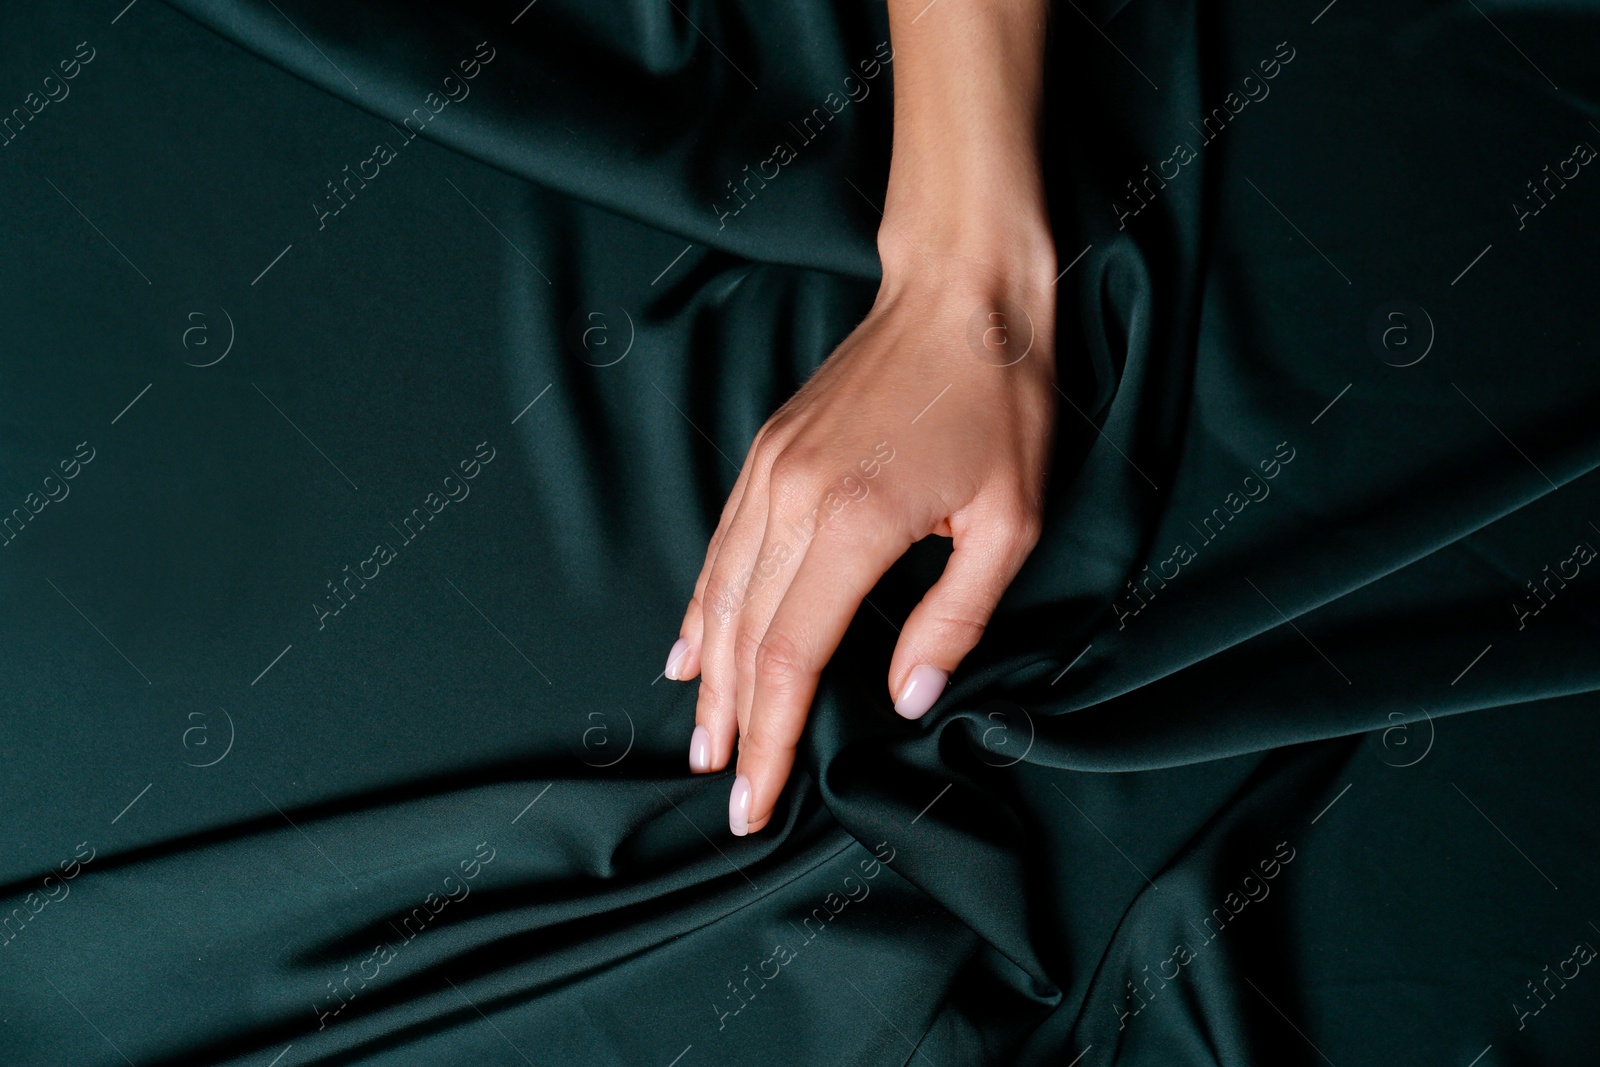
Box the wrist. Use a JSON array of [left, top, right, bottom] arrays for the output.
[[876, 205, 1058, 302], [870, 230, 1060, 381], [876, 145, 1055, 286]]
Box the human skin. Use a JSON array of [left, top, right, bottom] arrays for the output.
[[667, 0, 1059, 835]]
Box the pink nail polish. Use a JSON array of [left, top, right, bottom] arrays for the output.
[[895, 664, 947, 720], [665, 637, 689, 681], [689, 725, 712, 772], [728, 775, 752, 836]]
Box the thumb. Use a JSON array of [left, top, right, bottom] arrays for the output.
[[888, 502, 1041, 719]]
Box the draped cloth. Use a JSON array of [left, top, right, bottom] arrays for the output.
[[3, 1, 1599, 1063]]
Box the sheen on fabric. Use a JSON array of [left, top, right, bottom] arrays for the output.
[[1, 1, 1598, 1064]]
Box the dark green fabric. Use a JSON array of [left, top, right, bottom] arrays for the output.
[[3, 1, 1598, 1063]]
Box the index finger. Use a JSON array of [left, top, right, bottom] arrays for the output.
[[731, 523, 909, 835], [669, 429, 763, 683]]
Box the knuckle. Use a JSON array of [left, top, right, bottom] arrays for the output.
[[733, 627, 765, 670], [741, 720, 792, 767], [751, 426, 789, 474], [702, 578, 744, 630], [1011, 510, 1044, 552], [992, 491, 1044, 555], [928, 609, 990, 650], [752, 629, 809, 693], [695, 673, 730, 715], [745, 713, 800, 764], [766, 448, 823, 506]]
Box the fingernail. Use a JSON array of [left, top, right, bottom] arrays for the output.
[[728, 775, 752, 836], [689, 725, 712, 772], [664, 638, 689, 681], [895, 664, 947, 720]]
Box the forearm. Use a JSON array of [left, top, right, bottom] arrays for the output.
[[880, 0, 1056, 288]]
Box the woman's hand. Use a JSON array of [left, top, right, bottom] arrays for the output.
[[667, 0, 1057, 834]]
